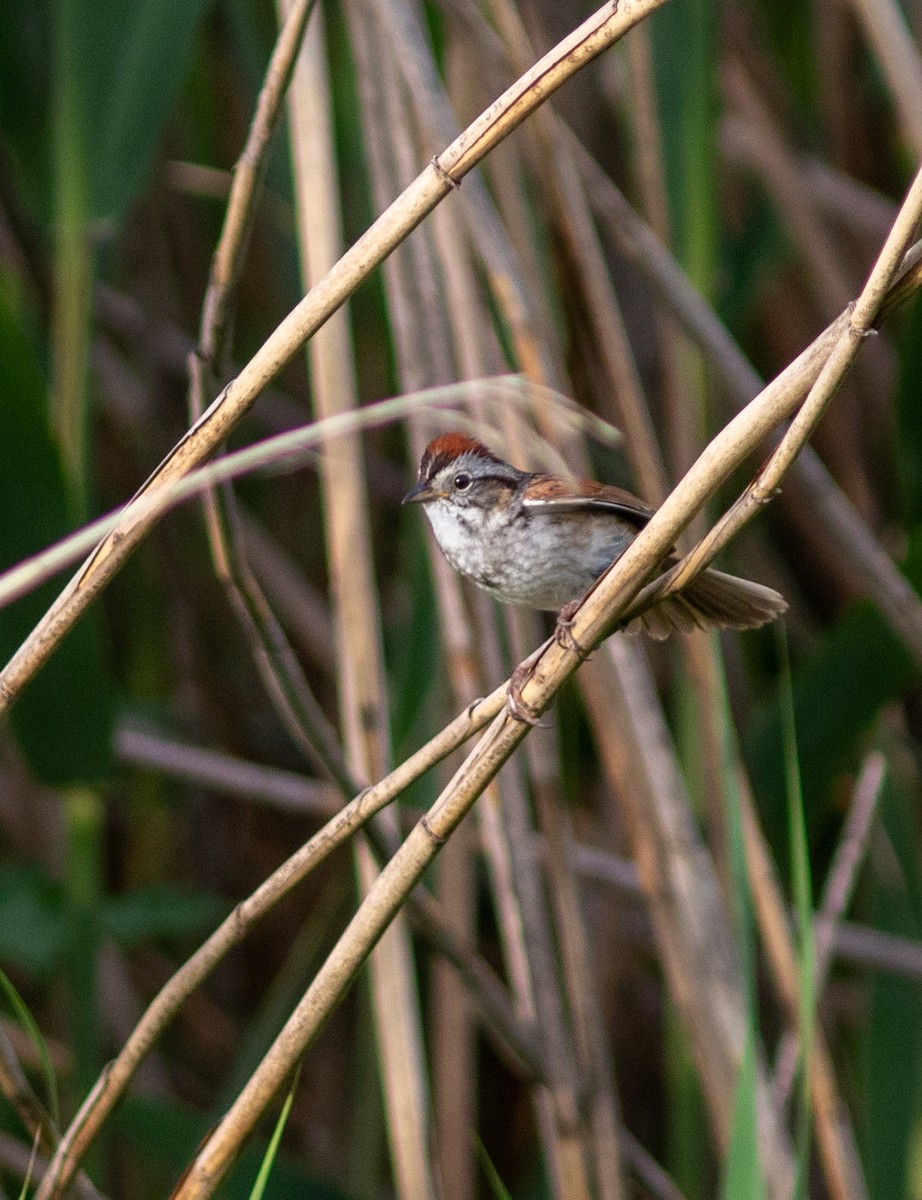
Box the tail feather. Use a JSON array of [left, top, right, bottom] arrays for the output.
[[630, 567, 787, 641]]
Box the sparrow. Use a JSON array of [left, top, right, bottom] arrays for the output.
[[403, 432, 787, 641]]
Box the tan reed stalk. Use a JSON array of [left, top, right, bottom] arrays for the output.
[[573, 138, 922, 669], [579, 640, 796, 1197], [722, 53, 895, 440], [773, 754, 887, 1104], [737, 780, 868, 1200], [31, 681, 511, 1200], [344, 20, 480, 1196], [283, 6, 437, 1196], [0, 0, 671, 714], [467, 8, 796, 1188], [844, 0, 922, 158]]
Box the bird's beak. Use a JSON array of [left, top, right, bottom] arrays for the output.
[[402, 480, 438, 504]]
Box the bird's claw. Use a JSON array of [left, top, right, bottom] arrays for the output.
[[506, 661, 543, 726], [554, 601, 591, 661]]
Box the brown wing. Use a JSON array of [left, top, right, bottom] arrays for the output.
[[522, 475, 654, 530]]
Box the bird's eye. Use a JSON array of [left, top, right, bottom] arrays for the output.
[[453, 472, 472, 491]]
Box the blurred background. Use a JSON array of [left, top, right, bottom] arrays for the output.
[[0, 0, 921, 1196]]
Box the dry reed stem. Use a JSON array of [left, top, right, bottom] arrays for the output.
[[0, 0, 670, 713], [635, 161, 922, 612], [350, 12, 597, 1192], [284, 8, 436, 1196], [624, 23, 696, 489], [344, 23, 482, 1196], [115, 724, 341, 818], [456, 21, 784, 1174], [833, 922, 922, 980], [486, 0, 667, 503], [159, 223, 886, 1197], [108, 724, 922, 992], [0, 380, 556, 612], [721, 58, 890, 516], [772, 753, 887, 1106], [0, 1132, 104, 1200], [814, 754, 888, 977], [573, 138, 922, 665], [525, 734, 627, 1200], [610, 164, 912, 1189], [738, 782, 868, 1200], [581, 643, 796, 1194], [186, 0, 340, 790], [236, 512, 336, 675], [844, 0, 922, 159], [169, 705, 537, 1200], [372, 0, 560, 390], [32, 683, 509, 1200], [0, 1031, 98, 1200], [196, 0, 318, 367], [433, 3, 626, 1186]]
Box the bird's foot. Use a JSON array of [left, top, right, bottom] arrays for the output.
[[554, 601, 591, 660]]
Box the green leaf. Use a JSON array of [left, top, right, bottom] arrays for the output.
[[0, 865, 68, 978], [115, 1093, 349, 1199], [778, 632, 815, 1200], [745, 602, 913, 850], [0, 273, 114, 785], [102, 883, 227, 946], [863, 775, 922, 1200], [475, 1134, 514, 1200], [249, 1067, 300, 1200], [75, 0, 212, 224], [721, 1029, 767, 1200], [0, 0, 209, 230], [0, 967, 61, 1131]]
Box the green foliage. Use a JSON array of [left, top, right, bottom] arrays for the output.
[[101, 883, 228, 946], [0, 862, 225, 972], [0, 275, 114, 785], [721, 1030, 766, 1200], [745, 603, 913, 854], [0, 0, 921, 1194], [0, 966, 61, 1128], [0, 865, 69, 978], [862, 775, 922, 1200], [114, 1094, 350, 1200], [779, 634, 815, 1199], [475, 1134, 515, 1200], [0, 0, 210, 229]]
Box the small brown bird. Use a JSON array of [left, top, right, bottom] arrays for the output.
[[403, 433, 786, 640]]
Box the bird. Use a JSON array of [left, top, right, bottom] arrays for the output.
[[403, 432, 787, 641]]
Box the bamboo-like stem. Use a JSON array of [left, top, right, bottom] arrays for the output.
[[0, 379, 590, 613], [32, 683, 509, 1200], [196, 0, 318, 369], [772, 754, 886, 1105], [580, 642, 796, 1194], [0, 0, 670, 713], [486, 0, 668, 503], [161, 177, 919, 1199], [182, 0, 347, 782], [345, 19, 480, 1196], [573, 135, 922, 666], [631, 160, 922, 616], [844, 0, 922, 159], [284, 6, 436, 1195], [169, 705, 534, 1200], [738, 783, 868, 1200], [0, 1029, 100, 1200]]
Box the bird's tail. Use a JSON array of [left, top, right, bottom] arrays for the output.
[[630, 567, 787, 641]]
